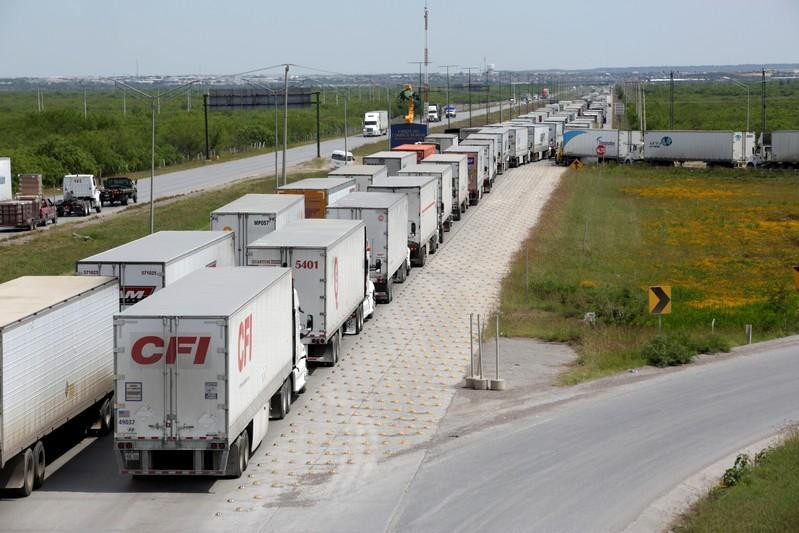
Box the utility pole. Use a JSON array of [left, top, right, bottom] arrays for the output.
[[282, 64, 289, 185], [123, 89, 126, 117], [761, 68, 766, 139], [203, 94, 210, 160], [441, 64, 457, 127], [669, 71, 674, 128], [464, 66, 477, 127], [83, 88, 87, 119], [423, 1, 430, 124]]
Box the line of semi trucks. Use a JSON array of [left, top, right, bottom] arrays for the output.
[[533, 90, 799, 168], [0, 110, 556, 496]]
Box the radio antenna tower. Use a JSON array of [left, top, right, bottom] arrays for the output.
[[423, 1, 430, 124]]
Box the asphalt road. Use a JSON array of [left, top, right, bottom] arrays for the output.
[[383, 339, 799, 532]]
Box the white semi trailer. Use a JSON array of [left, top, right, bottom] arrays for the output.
[[369, 176, 439, 267], [327, 192, 409, 303], [210, 194, 305, 266], [423, 153, 469, 219], [0, 276, 118, 496], [396, 163, 453, 236], [247, 219, 368, 365], [328, 164, 389, 192], [76, 231, 236, 309], [445, 145, 486, 205], [113, 267, 307, 477], [363, 151, 416, 176]]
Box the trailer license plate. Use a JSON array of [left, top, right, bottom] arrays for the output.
[[124, 451, 140, 461]]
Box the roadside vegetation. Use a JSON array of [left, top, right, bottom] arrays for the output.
[[499, 164, 799, 383], [0, 170, 325, 283], [673, 433, 799, 532], [0, 84, 521, 189], [622, 79, 799, 132]]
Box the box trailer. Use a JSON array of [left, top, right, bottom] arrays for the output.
[[327, 192, 409, 303], [397, 163, 453, 236], [769, 130, 799, 165], [247, 219, 368, 365], [541, 121, 565, 146], [277, 177, 357, 218], [76, 231, 236, 309], [368, 176, 439, 267], [363, 151, 416, 176], [363, 110, 389, 136], [643, 130, 753, 165], [478, 128, 511, 172], [0, 158, 10, 202], [444, 146, 485, 206], [113, 267, 307, 477], [328, 164, 389, 192], [461, 138, 497, 191], [424, 133, 459, 152], [393, 144, 437, 163], [619, 130, 644, 161], [506, 126, 529, 167], [210, 194, 305, 266], [0, 276, 118, 496], [423, 153, 469, 218], [562, 129, 620, 161]]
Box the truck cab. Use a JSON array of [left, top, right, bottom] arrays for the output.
[[100, 177, 138, 206], [60, 174, 102, 216], [445, 105, 456, 118], [427, 105, 440, 122]]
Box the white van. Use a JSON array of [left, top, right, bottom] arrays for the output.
[[331, 150, 355, 168]]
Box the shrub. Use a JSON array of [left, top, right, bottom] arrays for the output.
[[721, 454, 750, 487], [689, 334, 731, 355], [640, 334, 694, 367]]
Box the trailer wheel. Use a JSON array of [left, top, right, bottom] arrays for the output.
[[331, 330, 341, 365], [270, 380, 290, 420], [241, 431, 250, 472], [417, 245, 427, 267], [13, 449, 35, 497], [122, 196, 129, 206], [429, 235, 438, 255], [32, 441, 46, 489], [383, 279, 393, 304], [99, 398, 113, 435], [95, 203, 102, 214]]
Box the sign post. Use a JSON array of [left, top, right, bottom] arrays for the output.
[[648, 285, 672, 332], [596, 144, 606, 163]]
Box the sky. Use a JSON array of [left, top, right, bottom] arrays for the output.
[[1, 0, 798, 78]]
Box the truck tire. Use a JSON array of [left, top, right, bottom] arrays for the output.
[[13, 449, 35, 497], [355, 305, 364, 334], [225, 432, 248, 478], [122, 196, 129, 206], [383, 279, 393, 303], [95, 203, 102, 214], [331, 330, 341, 366], [270, 380, 290, 420], [99, 398, 113, 435], [417, 245, 427, 267], [133, 195, 138, 203], [429, 235, 438, 254], [32, 441, 46, 489]]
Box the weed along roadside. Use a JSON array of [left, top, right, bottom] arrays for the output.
[[499, 163, 799, 384], [0, 170, 326, 283]]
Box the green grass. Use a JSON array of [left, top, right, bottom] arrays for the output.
[[499, 164, 799, 383], [674, 434, 799, 532], [0, 170, 325, 283]]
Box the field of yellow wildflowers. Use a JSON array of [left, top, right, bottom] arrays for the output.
[[500, 164, 799, 383]]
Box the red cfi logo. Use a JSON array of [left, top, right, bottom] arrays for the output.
[[237, 314, 253, 372], [131, 336, 211, 365]]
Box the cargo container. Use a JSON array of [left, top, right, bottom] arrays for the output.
[[506, 126, 529, 167], [424, 133, 459, 152], [444, 145, 485, 206], [76, 231, 236, 309], [767, 130, 799, 166], [478, 127, 512, 172], [393, 144, 437, 163], [0, 158, 11, 202], [277, 177, 357, 218], [619, 130, 644, 161], [328, 164, 389, 192], [643, 131, 755, 165], [113, 267, 307, 477], [210, 194, 304, 266], [0, 276, 118, 496], [562, 129, 621, 162], [397, 163, 453, 237], [247, 219, 368, 365], [363, 151, 416, 176], [369, 176, 439, 267], [461, 138, 498, 191], [423, 153, 469, 218], [541, 121, 564, 146], [327, 192, 409, 303]]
